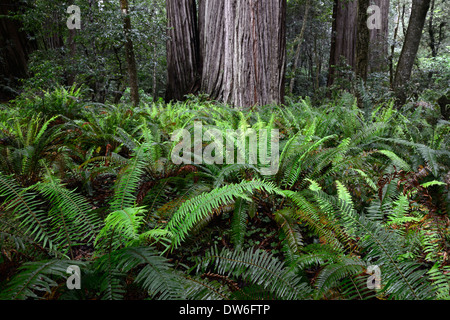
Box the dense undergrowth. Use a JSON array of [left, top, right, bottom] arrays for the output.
[[0, 86, 449, 300]]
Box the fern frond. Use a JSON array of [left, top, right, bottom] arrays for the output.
[[34, 174, 102, 246], [283, 190, 345, 252], [274, 207, 303, 256], [0, 173, 55, 251], [375, 150, 412, 172], [95, 207, 147, 252], [309, 186, 436, 300], [0, 260, 84, 300], [94, 254, 126, 300], [196, 247, 313, 300], [181, 275, 232, 300], [286, 135, 338, 188], [114, 246, 183, 299], [293, 244, 341, 270], [428, 263, 450, 300], [230, 198, 248, 250], [110, 143, 150, 212], [166, 180, 283, 249], [315, 256, 366, 298]]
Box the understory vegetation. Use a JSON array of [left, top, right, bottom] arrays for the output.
[[0, 88, 449, 300], [1, 0, 450, 302]]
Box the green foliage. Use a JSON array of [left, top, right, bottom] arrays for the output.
[[0, 115, 66, 186], [0, 173, 55, 251], [34, 172, 103, 255], [195, 247, 313, 300], [1, 93, 449, 301], [12, 85, 85, 119], [307, 181, 437, 300], [166, 179, 284, 250], [0, 260, 85, 300], [95, 207, 147, 252], [17, 0, 167, 102]]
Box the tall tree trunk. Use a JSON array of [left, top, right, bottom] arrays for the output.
[[198, 0, 226, 100], [427, 0, 436, 81], [327, 0, 357, 86], [328, 0, 390, 86], [313, 37, 321, 91], [393, 0, 431, 105], [165, 0, 201, 102], [0, 0, 36, 100], [355, 0, 370, 82], [289, 0, 311, 95], [389, 3, 401, 86], [199, 0, 287, 108], [368, 0, 390, 73], [120, 0, 139, 106]]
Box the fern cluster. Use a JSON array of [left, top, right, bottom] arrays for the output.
[[1, 91, 449, 300]]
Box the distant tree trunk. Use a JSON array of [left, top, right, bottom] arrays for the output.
[[199, 0, 287, 108], [120, 0, 139, 106], [368, 0, 390, 73], [289, 0, 310, 95], [393, 0, 431, 105], [428, 0, 437, 57], [66, 28, 77, 86], [389, 3, 401, 86], [328, 0, 390, 86], [0, 0, 36, 100], [327, 0, 357, 86], [165, 0, 201, 102], [147, 0, 159, 101], [355, 0, 370, 82], [313, 37, 321, 91]]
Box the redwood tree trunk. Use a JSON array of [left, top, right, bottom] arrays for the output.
[[198, 0, 225, 100], [355, 0, 370, 81], [328, 0, 389, 86], [165, 0, 201, 102], [327, 0, 357, 86], [393, 0, 431, 105], [199, 0, 287, 108]]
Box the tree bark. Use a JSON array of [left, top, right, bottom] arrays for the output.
[[120, 0, 139, 107], [368, 0, 390, 73], [165, 0, 201, 102], [389, 3, 401, 86], [327, 0, 357, 86], [328, 0, 390, 86], [355, 0, 370, 82], [393, 0, 431, 105], [199, 0, 287, 108], [370, 0, 389, 72], [198, 0, 226, 100]]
